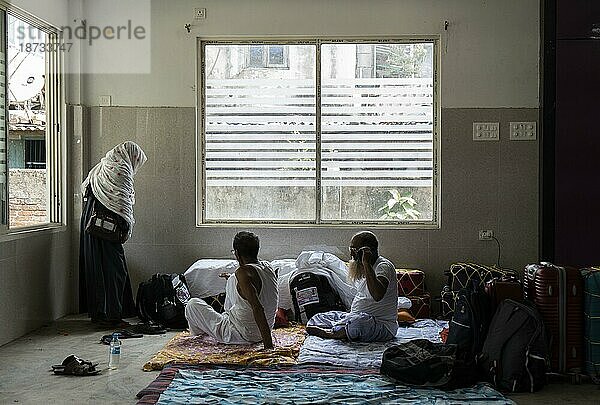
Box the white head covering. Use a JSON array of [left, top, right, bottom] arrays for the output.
[[81, 141, 147, 236]]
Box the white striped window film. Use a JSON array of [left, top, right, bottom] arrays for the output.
[[201, 41, 437, 224]]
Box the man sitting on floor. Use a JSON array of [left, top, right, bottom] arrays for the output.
[[185, 231, 278, 349], [306, 231, 398, 342]]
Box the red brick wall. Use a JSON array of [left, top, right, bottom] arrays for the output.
[[8, 169, 48, 227]]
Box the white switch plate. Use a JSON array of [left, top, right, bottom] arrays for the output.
[[473, 122, 499, 141], [479, 229, 494, 241], [509, 121, 536, 140], [194, 7, 206, 19], [99, 95, 112, 106]]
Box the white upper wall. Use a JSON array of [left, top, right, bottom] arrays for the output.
[[80, 0, 540, 108]]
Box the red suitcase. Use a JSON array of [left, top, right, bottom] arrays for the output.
[[484, 278, 523, 313], [396, 269, 425, 296], [524, 262, 584, 374], [408, 292, 431, 319]]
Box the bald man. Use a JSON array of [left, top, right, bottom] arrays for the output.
[[306, 231, 398, 342]]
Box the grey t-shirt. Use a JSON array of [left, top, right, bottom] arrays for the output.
[[350, 256, 399, 336]]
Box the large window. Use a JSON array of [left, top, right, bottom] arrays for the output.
[[0, 9, 63, 230], [198, 39, 438, 226]]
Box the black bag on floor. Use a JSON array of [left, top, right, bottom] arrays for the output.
[[136, 273, 190, 329], [444, 285, 493, 387], [446, 286, 492, 360], [290, 272, 345, 324], [381, 339, 457, 388], [478, 299, 549, 392]]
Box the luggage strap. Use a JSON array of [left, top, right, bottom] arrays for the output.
[[558, 265, 566, 373]]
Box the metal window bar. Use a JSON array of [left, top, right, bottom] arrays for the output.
[[0, 9, 6, 227], [24, 139, 45, 168], [46, 31, 62, 224]]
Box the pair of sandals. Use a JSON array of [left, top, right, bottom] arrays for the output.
[[99, 329, 143, 345], [99, 323, 167, 344], [51, 354, 100, 376]]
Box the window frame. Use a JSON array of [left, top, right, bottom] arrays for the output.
[[196, 37, 441, 229], [0, 3, 66, 235]]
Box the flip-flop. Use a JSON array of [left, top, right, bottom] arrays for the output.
[[128, 323, 167, 335], [52, 355, 100, 376], [100, 329, 143, 345]]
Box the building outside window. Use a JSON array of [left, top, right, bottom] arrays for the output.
[[246, 45, 289, 68], [198, 40, 438, 226]]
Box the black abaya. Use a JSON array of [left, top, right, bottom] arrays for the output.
[[79, 189, 136, 322]]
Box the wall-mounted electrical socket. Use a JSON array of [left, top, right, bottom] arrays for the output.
[[509, 121, 536, 140], [479, 230, 494, 241], [473, 122, 499, 141], [99, 95, 112, 106], [194, 7, 206, 19]]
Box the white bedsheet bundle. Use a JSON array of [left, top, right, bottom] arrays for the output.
[[183, 259, 237, 298], [182, 252, 356, 316]]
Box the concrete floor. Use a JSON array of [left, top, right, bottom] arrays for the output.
[[0, 315, 178, 404], [0, 315, 598, 404]]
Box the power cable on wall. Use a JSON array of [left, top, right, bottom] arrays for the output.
[[491, 235, 501, 268]]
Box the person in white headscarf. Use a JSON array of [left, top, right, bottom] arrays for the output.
[[79, 141, 147, 327]]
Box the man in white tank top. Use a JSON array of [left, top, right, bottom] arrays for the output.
[[306, 231, 399, 342], [185, 232, 278, 348]]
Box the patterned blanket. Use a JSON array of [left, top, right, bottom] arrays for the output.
[[137, 366, 515, 405], [143, 326, 306, 371], [298, 319, 447, 369]]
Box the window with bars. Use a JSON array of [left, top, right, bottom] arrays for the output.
[[0, 9, 63, 231], [199, 40, 438, 226], [24, 139, 45, 169], [246, 45, 289, 68]]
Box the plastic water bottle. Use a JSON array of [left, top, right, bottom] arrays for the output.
[[108, 333, 121, 369]]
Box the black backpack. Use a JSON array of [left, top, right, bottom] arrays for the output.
[[445, 285, 492, 385], [136, 274, 190, 329], [290, 272, 345, 324], [478, 299, 549, 392], [381, 339, 458, 388], [446, 286, 493, 355]]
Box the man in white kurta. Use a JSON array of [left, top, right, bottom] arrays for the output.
[[185, 232, 278, 348], [306, 231, 399, 342]]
